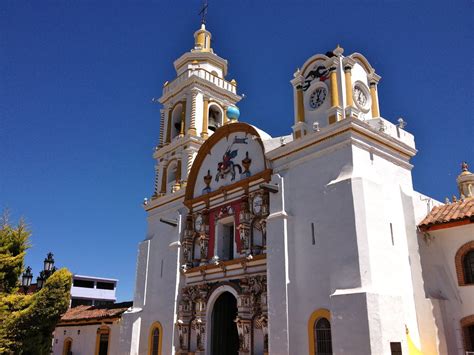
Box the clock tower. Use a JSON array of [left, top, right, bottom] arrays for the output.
[[291, 45, 381, 138], [150, 23, 242, 202]]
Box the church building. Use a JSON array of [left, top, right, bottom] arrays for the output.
[[53, 21, 474, 355]]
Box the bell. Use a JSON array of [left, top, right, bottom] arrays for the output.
[[208, 119, 218, 132], [174, 122, 181, 131]]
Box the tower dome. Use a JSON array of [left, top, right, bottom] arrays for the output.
[[457, 161, 474, 198]]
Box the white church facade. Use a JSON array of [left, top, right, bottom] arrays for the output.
[[52, 22, 474, 355]]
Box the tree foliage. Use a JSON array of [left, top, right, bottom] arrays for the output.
[[0, 214, 72, 354]]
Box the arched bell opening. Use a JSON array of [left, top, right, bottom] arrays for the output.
[[208, 104, 223, 133], [171, 104, 184, 140], [166, 160, 178, 193], [210, 291, 239, 355]]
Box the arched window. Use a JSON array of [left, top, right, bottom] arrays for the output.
[[148, 322, 162, 355], [308, 309, 332, 355], [95, 326, 110, 355], [463, 250, 474, 284], [314, 318, 332, 355], [461, 315, 474, 351], [170, 103, 184, 140], [63, 338, 72, 355], [455, 241, 474, 286]]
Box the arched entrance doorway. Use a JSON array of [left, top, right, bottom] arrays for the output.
[[211, 292, 239, 355]]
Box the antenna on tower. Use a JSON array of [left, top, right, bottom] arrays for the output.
[[199, 0, 208, 25]]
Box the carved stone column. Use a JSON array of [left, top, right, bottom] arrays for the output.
[[368, 71, 381, 118], [177, 288, 193, 354], [159, 109, 165, 147], [235, 316, 252, 354], [255, 314, 269, 355], [188, 89, 198, 136], [238, 197, 253, 256], [182, 215, 195, 268]]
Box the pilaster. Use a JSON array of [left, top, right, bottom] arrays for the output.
[[188, 90, 198, 136]]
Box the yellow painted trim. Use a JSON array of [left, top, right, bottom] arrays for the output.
[[165, 109, 172, 144], [180, 100, 186, 137], [148, 321, 163, 355], [308, 308, 331, 355], [160, 166, 168, 194], [201, 98, 209, 139], [370, 84, 380, 117], [344, 70, 353, 107], [62, 337, 73, 355], [329, 70, 339, 107], [296, 87, 305, 123], [223, 106, 229, 125], [407, 329, 423, 355], [95, 326, 110, 355]]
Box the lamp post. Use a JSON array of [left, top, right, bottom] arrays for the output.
[[36, 270, 46, 290], [21, 266, 33, 294], [43, 252, 55, 275]]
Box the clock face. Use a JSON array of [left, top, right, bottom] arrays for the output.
[[194, 215, 203, 232], [309, 87, 327, 110], [252, 195, 263, 215], [353, 85, 369, 111]]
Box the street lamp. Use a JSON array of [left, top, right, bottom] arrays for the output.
[[43, 252, 55, 273], [36, 270, 46, 290], [21, 266, 33, 294]]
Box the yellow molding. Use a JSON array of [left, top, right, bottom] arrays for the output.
[[308, 308, 331, 355], [62, 337, 73, 355], [329, 70, 339, 107], [370, 84, 380, 117], [95, 326, 110, 355], [296, 87, 305, 123], [344, 70, 353, 107], [148, 322, 163, 355], [201, 98, 209, 139]]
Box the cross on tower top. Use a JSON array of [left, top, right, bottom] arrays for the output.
[[199, 0, 208, 25]]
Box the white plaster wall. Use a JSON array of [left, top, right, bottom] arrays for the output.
[[52, 323, 121, 355], [270, 133, 424, 354], [418, 223, 474, 354], [135, 202, 184, 355]]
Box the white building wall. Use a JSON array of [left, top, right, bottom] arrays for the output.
[[418, 223, 474, 354], [52, 323, 121, 355]]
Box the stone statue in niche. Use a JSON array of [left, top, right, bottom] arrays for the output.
[[241, 151, 252, 178], [202, 169, 212, 194]]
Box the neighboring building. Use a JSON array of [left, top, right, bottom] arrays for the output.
[[70, 274, 117, 307], [418, 164, 474, 354], [52, 301, 132, 355], [57, 21, 474, 355]]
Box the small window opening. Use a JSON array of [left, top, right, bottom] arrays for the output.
[[96, 282, 114, 290], [390, 223, 394, 246], [314, 317, 332, 355], [73, 279, 94, 288], [463, 250, 474, 284], [98, 332, 109, 355], [311, 223, 316, 245], [464, 324, 474, 351], [216, 218, 234, 261], [390, 342, 402, 355]]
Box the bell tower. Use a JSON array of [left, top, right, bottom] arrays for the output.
[[150, 24, 242, 200], [291, 46, 381, 138]]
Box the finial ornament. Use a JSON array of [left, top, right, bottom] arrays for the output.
[[333, 44, 344, 57], [199, 0, 208, 25], [462, 161, 469, 172]]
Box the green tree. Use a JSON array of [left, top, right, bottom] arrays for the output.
[[0, 214, 72, 354]]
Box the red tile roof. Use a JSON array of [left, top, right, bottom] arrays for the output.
[[59, 302, 132, 323], [419, 198, 474, 231]]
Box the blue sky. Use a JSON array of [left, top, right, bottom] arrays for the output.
[[1, 0, 472, 301]]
